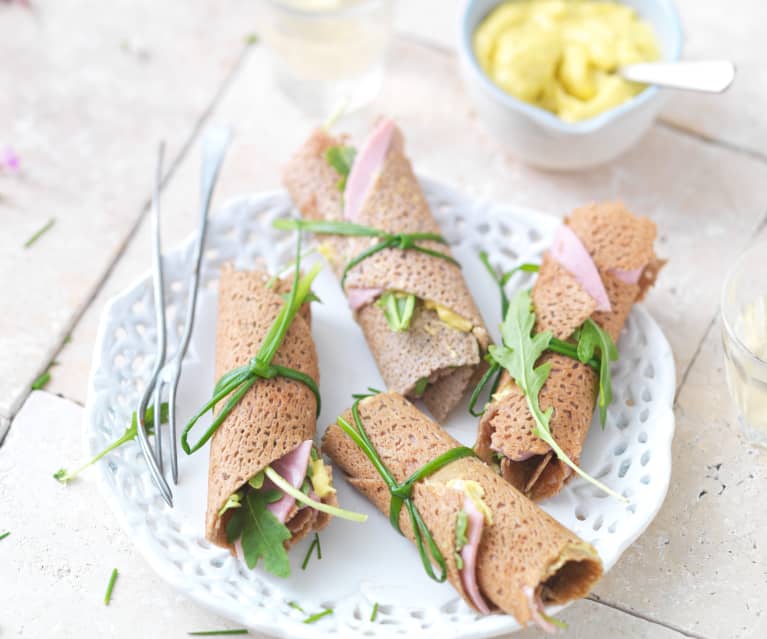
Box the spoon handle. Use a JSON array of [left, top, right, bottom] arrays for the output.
[[619, 60, 736, 93]]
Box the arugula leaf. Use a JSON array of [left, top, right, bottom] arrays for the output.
[[488, 290, 624, 502], [413, 377, 429, 396], [263, 489, 283, 504], [54, 403, 169, 483], [454, 553, 464, 570], [240, 490, 292, 577], [376, 291, 416, 332], [576, 319, 618, 428], [325, 146, 356, 192], [225, 508, 245, 543], [0, 532, 9, 542]]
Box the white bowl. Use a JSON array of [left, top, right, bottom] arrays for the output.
[[459, 0, 683, 171]]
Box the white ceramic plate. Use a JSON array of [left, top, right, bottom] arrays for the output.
[[85, 179, 675, 638]]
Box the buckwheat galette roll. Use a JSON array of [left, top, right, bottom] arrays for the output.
[[282, 118, 490, 421], [204, 266, 339, 568], [476, 202, 663, 501], [323, 392, 603, 629]]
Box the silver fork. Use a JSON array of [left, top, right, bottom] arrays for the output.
[[136, 126, 232, 506]]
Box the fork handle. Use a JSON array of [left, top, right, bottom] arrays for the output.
[[167, 126, 232, 483]]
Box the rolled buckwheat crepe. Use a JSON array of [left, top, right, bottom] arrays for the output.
[[205, 266, 337, 551], [323, 392, 603, 629], [477, 202, 663, 501], [283, 119, 490, 421]]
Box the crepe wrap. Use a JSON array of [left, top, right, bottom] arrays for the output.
[[205, 266, 336, 549], [477, 202, 663, 501], [282, 122, 489, 421], [322, 392, 603, 625]]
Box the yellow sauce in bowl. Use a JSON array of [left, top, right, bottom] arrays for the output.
[[474, 0, 661, 122]]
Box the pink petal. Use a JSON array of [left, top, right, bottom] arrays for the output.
[[3, 147, 20, 172]]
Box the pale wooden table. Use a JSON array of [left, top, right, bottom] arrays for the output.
[[1, 1, 765, 638]]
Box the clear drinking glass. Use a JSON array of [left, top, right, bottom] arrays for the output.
[[721, 240, 767, 447], [259, 0, 393, 116]]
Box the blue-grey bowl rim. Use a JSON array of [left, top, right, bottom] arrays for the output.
[[460, 0, 684, 135]]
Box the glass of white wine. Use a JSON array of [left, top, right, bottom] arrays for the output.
[[259, 0, 393, 115], [721, 239, 767, 447]]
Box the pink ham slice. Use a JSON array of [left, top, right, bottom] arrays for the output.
[[347, 287, 383, 310], [451, 482, 491, 614], [611, 266, 644, 285], [265, 439, 313, 523], [523, 586, 557, 634], [343, 118, 396, 221], [550, 225, 611, 312]]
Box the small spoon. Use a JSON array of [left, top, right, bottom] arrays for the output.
[[619, 60, 736, 93]]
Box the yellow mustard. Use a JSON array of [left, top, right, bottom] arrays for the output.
[[446, 479, 494, 524], [309, 458, 336, 498], [474, 0, 660, 122], [424, 299, 473, 332]]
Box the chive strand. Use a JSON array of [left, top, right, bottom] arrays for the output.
[[104, 568, 118, 605], [301, 535, 319, 570], [288, 601, 305, 613], [340, 238, 396, 286], [303, 609, 333, 624], [24, 217, 56, 248], [549, 337, 600, 371], [270, 365, 321, 415], [274, 218, 386, 238], [411, 245, 460, 268], [370, 602, 379, 622], [264, 466, 366, 522], [187, 631, 249, 636], [30, 370, 51, 391], [0, 532, 10, 541], [468, 362, 501, 417]]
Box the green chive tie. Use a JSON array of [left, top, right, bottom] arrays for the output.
[[336, 392, 475, 582], [181, 233, 322, 455], [273, 219, 460, 288]]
